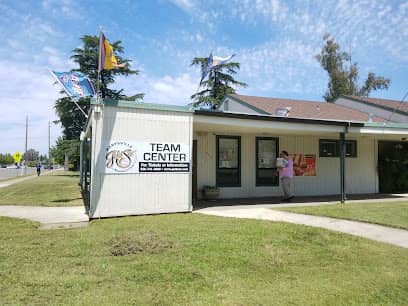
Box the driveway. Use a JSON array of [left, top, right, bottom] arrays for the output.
[[195, 206, 408, 248]]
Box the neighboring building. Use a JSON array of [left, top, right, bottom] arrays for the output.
[[334, 95, 408, 123], [81, 94, 408, 218]]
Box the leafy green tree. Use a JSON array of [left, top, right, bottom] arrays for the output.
[[54, 34, 143, 169], [0, 153, 14, 165], [316, 34, 390, 102], [191, 57, 247, 108], [51, 137, 81, 169], [71, 35, 144, 100]]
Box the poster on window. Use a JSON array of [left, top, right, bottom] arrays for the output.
[[291, 154, 316, 176], [219, 138, 239, 169]]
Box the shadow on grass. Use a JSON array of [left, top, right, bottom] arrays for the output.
[[51, 197, 83, 203], [52, 174, 80, 178]]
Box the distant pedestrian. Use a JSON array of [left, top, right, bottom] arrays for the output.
[[277, 150, 294, 202], [36, 163, 41, 176]]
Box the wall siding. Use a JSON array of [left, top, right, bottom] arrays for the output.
[[194, 132, 378, 198], [90, 106, 193, 218]]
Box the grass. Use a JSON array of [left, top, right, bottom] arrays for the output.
[[1, 214, 408, 305], [0, 173, 34, 182], [0, 171, 83, 206], [274, 201, 408, 230]]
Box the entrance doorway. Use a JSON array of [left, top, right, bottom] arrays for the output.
[[378, 141, 408, 193]]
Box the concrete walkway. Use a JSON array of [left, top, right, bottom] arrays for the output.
[[0, 206, 88, 229], [195, 206, 408, 248]]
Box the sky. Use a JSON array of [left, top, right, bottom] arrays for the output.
[[0, 0, 407, 155]]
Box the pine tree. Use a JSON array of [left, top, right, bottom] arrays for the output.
[[191, 57, 247, 108]]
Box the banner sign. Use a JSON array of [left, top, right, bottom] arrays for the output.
[[51, 71, 96, 98], [292, 154, 316, 176], [104, 141, 190, 174]]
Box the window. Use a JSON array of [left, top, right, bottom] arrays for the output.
[[345, 140, 357, 157], [319, 139, 338, 157], [319, 139, 357, 157], [256, 137, 279, 186], [216, 136, 241, 187]]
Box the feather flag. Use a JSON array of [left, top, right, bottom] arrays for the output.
[[98, 32, 126, 71]]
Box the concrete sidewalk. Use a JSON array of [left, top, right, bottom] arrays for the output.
[[0, 206, 88, 229], [195, 206, 408, 248]]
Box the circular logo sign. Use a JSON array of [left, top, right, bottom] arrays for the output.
[[105, 142, 136, 172]]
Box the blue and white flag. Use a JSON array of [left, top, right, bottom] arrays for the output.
[[200, 53, 235, 84], [51, 71, 96, 98]]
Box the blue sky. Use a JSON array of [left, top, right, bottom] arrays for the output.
[[0, 0, 407, 155]]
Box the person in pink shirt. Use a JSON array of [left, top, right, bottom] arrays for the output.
[[277, 150, 294, 202]]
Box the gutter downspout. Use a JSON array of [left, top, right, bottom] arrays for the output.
[[339, 122, 350, 203]]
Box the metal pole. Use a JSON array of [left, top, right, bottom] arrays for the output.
[[48, 121, 51, 171], [25, 115, 28, 158], [339, 132, 346, 203]]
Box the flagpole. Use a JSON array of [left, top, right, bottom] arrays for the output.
[[97, 26, 103, 104]]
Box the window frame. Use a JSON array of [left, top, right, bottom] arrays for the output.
[[216, 135, 241, 187], [255, 137, 279, 186], [319, 139, 357, 158]]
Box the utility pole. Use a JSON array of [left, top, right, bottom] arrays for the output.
[[48, 121, 51, 170], [25, 116, 28, 158]]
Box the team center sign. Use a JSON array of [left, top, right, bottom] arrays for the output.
[[104, 141, 190, 174]]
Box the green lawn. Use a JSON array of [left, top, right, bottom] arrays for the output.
[[0, 171, 83, 206], [0, 173, 34, 182], [1, 214, 408, 305], [274, 201, 408, 230]]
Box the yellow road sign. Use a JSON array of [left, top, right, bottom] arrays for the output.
[[13, 152, 22, 162]]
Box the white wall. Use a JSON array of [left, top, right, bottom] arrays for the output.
[[194, 132, 378, 198], [90, 106, 193, 218]]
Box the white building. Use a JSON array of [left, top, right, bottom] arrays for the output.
[[81, 94, 408, 218]]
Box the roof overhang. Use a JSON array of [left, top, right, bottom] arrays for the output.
[[194, 110, 408, 139], [194, 110, 362, 136]]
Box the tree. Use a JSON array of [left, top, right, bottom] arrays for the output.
[[51, 137, 81, 170], [71, 35, 144, 100], [190, 57, 247, 108], [54, 34, 143, 169], [23, 148, 39, 161], [316, 34, 390, 102], [0, 153, 14, 166]]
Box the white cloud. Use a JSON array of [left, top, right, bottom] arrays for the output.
[[114, 72, 198, 105], [168, 0, 195, 12], [41, 0, 82, 19], [0, 61, 63, 154]]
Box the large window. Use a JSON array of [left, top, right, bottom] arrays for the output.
[[216, 136, 241, 187], [256, 137, 279, 186], [319, 139, 357, 157]]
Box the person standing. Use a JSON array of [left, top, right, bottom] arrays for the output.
[[36, 162, 41, 176], [277, 150, 294, 201]]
